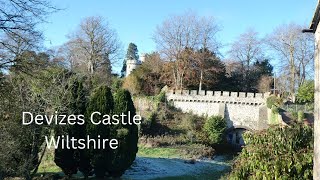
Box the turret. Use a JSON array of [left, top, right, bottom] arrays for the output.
[[125, 53, 145, 77], [140, 53, 146, 63], [126, 58, 138, 77]]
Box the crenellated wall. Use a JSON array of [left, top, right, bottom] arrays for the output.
[[166, 90, 269, 131]]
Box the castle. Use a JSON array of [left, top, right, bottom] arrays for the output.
[[166, 89, 272, 147], [126, 53, 145, 77]]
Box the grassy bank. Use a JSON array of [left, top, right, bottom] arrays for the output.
[[138, 146, 181, 159]]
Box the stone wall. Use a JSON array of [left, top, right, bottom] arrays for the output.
[[166, 89, 269, 131]]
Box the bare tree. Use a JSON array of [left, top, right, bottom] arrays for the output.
[[0, 30, 42, 69], [229, 29, 263, 70], [258, 75, 273, 93], [228, 29, 264, 91], [295, 32, 314, 86], [266, 23, 314, 99], [65, 16, 121, 74], [0, 0, 57, 70], [153, 11, 220, 90], [196, 16, 221, 91]]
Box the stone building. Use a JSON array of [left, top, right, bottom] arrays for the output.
[[125, 53, 145, 77], [304, 1, 320, 178], [166, 89, 270, 148]]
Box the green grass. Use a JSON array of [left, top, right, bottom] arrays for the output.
[[38, 145, 184, 174], [138, 146, 182, 158], [38, 145, 185, 174]]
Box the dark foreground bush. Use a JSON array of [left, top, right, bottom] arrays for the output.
[[106, 89, 138, 177], [229, 123, 313, 179], [54, 78, 91, 178], [54, 86, 138, 178]]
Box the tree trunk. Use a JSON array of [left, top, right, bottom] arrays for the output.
[[199, 70, 203, 92], [290, 50, 296, 101]]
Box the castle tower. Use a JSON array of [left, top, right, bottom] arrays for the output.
[[126, 58, 138, 77], [140, 53, 146, 63], [126, 53, 145, 77]]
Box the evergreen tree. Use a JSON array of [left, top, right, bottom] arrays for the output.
[[120, 59, 127, 78], [106, 89, 138, 177], [54, 77, 91, 177], [85, 85, 114, 178], [126, 43, 139, 61], [71, 79, 92, 177], [121, 43, 139, 77]]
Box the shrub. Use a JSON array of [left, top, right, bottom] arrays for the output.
[[140, 135, 190, 147], [229, 124, 313, 179], [270, 105, 280, 124], [180, 144, 215, 159], [54, 78, 91, 178], [86, 85, 114, 178], [290, 109, 299, 121], [106, 89, 138, 177], [203, 116, 227, 145], [266, 95, 281, 109], [147, 112, 157, 127], [271, 105, 279, 114], [181, 114, 198, 131], [111, 76, 123, 93], [298, 110, 305, 122], [140, 112, 159, 136], [297, 81, 314, 103], [122, 74, 141, 95], [155, 91, 166, 103]]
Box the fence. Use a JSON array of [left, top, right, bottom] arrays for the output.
[[280, 103, 314, 113]]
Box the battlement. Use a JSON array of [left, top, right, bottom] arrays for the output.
[[168, 90, 268, 98], [166, 90, 268, 106]]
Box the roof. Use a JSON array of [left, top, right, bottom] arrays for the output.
[[309, 1, 320, 33]]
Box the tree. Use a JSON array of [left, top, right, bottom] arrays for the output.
[[123, 52, 164, 95], [125, 43, 139, 61], [106, 89, 138, 177], [122, 72, 141, 95], [0, 78, 47, 180], [223, 58, 273, 92], [120, 60, 127, 78], [65, 16, 120, 75], [192, 48, 226, 91], [296, 80, 314, 103], [85, 85, 114, 178], [0, 52, 75, 179], [0, 0, 57, 70], [121, 43, 139, 77], [250, 59, 273, 92], [228, 29, 264, 91], [203, 116, 226, 145], [153, 11, 220, 89], [0, 31, 42, 70], [258, 75, 273, 93], [266, 23, 314, 98], [54, 77, 92, 178]]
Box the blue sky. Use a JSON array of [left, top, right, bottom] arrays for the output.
[[42, 0, 318, 70]]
